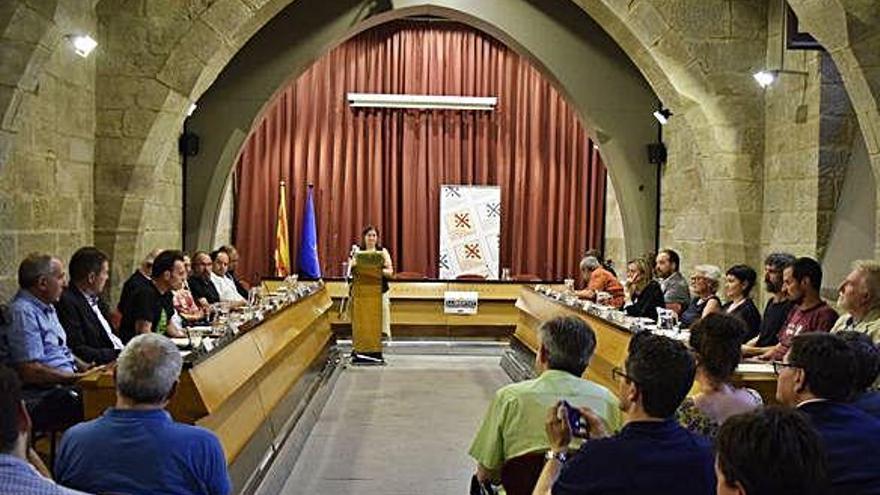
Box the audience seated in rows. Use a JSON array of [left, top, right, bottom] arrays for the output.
[[55, 247, 122, 365], [532, 333, 715, 495], [209, 250, 246, 305], [469, 316, 621, 486], [675, 314, 762, 438], [55, 333, 231, 495], [715, 406, 828, 495], [117, 248, 161, 317], [623, 258, 664, 319], [752, 257, 838, 361], [775, 333, 880, 495], [218, 245, 249, 299], [831, 260, 880, 343], [188, 251, 220, 306], [680, 264, 722, 328], [655, 249, 691, 314], [722, 264, 762, 342], [0, 365, 87, 495], [744, 253, 796, 349], [172, 254, 206, 322], [118, 250, 186, 343], [574, 256, 624, 308], [839, 331, 880, 417]]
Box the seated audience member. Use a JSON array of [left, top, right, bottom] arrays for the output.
[[675, 314, 762, 438], [574, 256, 624, 308], [172, 254, 205, 322], [838, 331, 880, 416], [117, 248, 160, 316], [188, 251, 220, 306], [722, 264, 762, 342], [715, 406, 828, 495], [743, 253, 795, 352], [55, 334, 231, 495], [1, 254, 90, 386], [118, 250, 186, 343], [775, 333, 880, 495], [469, 316, 620, 485], [655, 249, 691, 314], [209, 250, 246, 305], [831, 260, 880, 343], [623, 258, 665, 319], [0, 365, 88, 495], [56, 247, 123, 364], [219, 245, 249, 299], [533, 333, 715, 495], [584, 248, 616, 277], [679, 265, 722, 329], [757, 257, 838, 361]]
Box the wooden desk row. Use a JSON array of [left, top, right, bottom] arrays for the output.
[[79, 286, 333, 468], [514, 287, 779, 403], [315, 279, 547, 337]]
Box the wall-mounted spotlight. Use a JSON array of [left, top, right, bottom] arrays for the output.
[[652, 108, 672, 125], [66, 34, 97, 58], [187, 103, 197, 117], [753, 69, 809, 89]]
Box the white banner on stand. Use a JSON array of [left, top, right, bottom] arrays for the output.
[[438, 185, 501, 280]]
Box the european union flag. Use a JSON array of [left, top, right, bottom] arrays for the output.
[[298, 186, 322, 278]]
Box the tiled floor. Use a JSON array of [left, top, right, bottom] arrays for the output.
[[275, 354, 510, 494]]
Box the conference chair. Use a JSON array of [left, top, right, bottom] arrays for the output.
[[500, 452, 546, 495]]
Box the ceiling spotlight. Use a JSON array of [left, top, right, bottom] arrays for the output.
[[753, 70, 777, 88], [67, 34, 97, 58], [653, 108, 672, 125], [187, 103, 197, 117]]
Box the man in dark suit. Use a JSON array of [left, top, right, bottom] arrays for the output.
[[776, 333, 880, 495], [117, 248, 160, 317], [187, 251, 219, 306], [56, 247, 122, 364]]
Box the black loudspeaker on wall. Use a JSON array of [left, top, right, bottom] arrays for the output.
[[179, 132, 200, 157], [647, 142, 667, 165]]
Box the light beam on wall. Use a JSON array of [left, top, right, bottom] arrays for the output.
[[346, 93, 497, 111]]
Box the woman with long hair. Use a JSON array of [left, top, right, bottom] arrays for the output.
[[623, 257, 664, 319]]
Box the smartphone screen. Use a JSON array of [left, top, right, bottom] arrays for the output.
[[560, 401, 590, 438]]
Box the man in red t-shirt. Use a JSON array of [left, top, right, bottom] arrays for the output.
[[760, 257, 838, 361]]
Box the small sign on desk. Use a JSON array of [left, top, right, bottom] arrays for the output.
[[444, 291, 479, 314]]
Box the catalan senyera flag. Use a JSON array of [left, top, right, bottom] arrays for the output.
[[274, 181, 291, 277]]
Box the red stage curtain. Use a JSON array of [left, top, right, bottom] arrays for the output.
[[233, 21, 606, 282]]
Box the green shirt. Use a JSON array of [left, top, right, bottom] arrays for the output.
[[831, 309, 880, 344], [468, 369, 622, 471]]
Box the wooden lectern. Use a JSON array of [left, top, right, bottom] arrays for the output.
[[351, 251, 385, 364]]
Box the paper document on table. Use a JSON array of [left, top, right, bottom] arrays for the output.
[[736, 362, 775, 374]]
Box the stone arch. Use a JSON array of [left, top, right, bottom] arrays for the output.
[[185, 0, 662, 263], [786, 0, 880, 257], [0, 0, 61, 171]]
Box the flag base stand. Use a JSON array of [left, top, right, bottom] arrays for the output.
[[350, 351, 385, 365]]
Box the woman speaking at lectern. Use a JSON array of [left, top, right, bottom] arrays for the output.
[[350, 226, 394, 338]]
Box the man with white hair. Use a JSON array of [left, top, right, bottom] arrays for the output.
[[575, 256, 625, 308], [54, 334, 230, 495], [831, 260, 880, 344]]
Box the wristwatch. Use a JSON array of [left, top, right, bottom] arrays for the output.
[[544, 450, 568, 463]]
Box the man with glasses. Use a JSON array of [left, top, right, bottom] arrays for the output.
[[532, 333, 715, 495], [774, 333, 880, 494]]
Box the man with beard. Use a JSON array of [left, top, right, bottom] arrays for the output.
[[742, 253, 796, 356], [757, 257, 838, 362]]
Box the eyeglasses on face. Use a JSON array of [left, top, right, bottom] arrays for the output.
[[772, 361, 799, 375], [612, 366, 638, 384]]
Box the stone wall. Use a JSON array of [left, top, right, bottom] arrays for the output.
[[0, 1, 95, 301], [603, 171, 626, 275]]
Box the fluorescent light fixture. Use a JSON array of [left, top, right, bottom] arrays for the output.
[[347, 93, 497, 111], [187, 103, 197, 117], [753, 70, 776, 88], [653, 108, 672, 125], [67, 34, 97, 57]]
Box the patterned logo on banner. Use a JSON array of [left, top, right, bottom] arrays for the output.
[[439, 185, 501, 279]]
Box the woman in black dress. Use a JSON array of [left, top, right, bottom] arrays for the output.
[[722, 264, 762, 342], [624, 257, 665, 319]]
